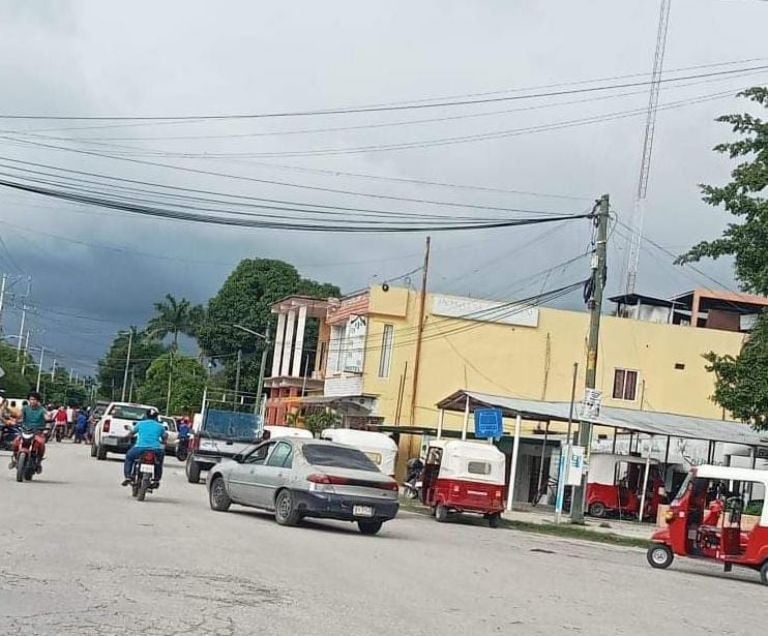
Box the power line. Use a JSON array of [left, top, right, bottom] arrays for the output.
[[0, 63, 765, 121]]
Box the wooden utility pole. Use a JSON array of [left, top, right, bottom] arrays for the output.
[[233, 348, 242, 409], [408, 236, 431, 429], [571, 194, 609, 523]]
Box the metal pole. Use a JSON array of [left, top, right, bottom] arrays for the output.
[[572, 194, 609, 523], [233, 349, 242, 409], [461, 395, 470, 440], [555, 443, 569, 524], [20, 330, 30, 374], [50, 358, 56, 380], [35, 346, 45, 392], [121, 329, 133, 402], [128, 368, 135, 403], [639, 435, 654, 524], [255, 326, 270, 416], [16, 305, 26, 361], [437, 408, 444, 440], [506, 414, 522, 511], [565, 362, 578, 443]]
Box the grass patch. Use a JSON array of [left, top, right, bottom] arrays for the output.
[[399, 499, 651, 549]]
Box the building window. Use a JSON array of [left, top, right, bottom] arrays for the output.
[[613, 369, 638, 401], [378, 324, 394, 378]]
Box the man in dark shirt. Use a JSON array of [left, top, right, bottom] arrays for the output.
[[10, 391, 49, 468]]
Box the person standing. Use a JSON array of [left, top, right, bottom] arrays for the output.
[[65, 404, 75, 438], [74, 409, 88, 444], [54, 406, 68, 441]]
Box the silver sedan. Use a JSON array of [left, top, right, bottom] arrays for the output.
[[206, 438, 399, 535]]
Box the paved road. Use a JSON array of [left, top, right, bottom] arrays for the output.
[[0, 444, 764, 636]]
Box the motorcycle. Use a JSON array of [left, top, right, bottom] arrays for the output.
[[15, 429, 47, 483], [53, 422, 65, 443], [0, 424, 20, 451], [403, 457, 424, 500], [176, 436, 190, 462], [130, 450, 160, 502], [403, 477, 423, 500]]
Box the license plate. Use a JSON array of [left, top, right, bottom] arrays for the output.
[[353, 505, 374, 518], [139, 464, 155, 474]]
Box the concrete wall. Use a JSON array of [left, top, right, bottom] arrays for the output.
[[363, 286, 746, 433]]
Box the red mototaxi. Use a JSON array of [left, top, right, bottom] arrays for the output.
[[420, 439, 506, 528], [586, 454, 666, 520], [647, 465, 768, 584]]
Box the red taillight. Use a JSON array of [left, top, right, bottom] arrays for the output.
[[102, 419, 111, 433], [380, 480, 400, 492], [308, 473, 346, 485], [141, 451, 156, 463], [308, 474, 398, 491]]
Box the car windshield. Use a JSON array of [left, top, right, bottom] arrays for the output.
[[303, 444, 379, 472], [203, 409, 260, 442], [109, 405, 150, 420]]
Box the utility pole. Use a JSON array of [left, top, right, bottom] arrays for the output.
[[233, 348, 242, 409], [255, 325, 271, 417], [16, 277, 31, 361], [121, 329, 133, 402], [571, 194, 610, 523], [35, 346, 45, 393], [0, 272, 7, 331], [129, 368, 135, 402], [408, 236, 431, 430], [51, 358, 57, 380], [20, 330, 30, 374]]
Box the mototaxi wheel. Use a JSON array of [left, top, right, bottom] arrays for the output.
[[760, 561, 768, 586], [646, 544, 674, 569], [588, 502, 607, 518], [435, 503, 448, 523]]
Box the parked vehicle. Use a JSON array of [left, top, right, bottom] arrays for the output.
[[403, 457, 424, 499], [15, 429, 47, 482], [129, 449, 161, 502], [207, 438, 399, 534], [586, 453, 666, 520], [160, 416, 178, 456], [186, 410, 262, 484], [647, 465, 768, 584], [420, 440, 506, 527], [91, 402, 156, 460], [262, 425, 313, 440], [320, 428, 398, 476], [0, 423, 20, 451]]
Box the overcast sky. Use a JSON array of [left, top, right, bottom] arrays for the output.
[[0, 0, 766, 376]]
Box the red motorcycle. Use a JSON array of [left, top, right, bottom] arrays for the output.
[[14, 429, 47, 482]]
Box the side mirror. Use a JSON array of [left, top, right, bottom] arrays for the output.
[[233, 454, 244, 463]]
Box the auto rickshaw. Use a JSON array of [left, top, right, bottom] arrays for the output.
[[420, 439, 506, 528], [646, 465, 768, 585], [586, 453, 666, 520]]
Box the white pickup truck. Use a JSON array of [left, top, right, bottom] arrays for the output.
[[91, 401, 157, 460]]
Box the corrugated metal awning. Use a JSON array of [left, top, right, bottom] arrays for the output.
[[436, 390, 768, 448]]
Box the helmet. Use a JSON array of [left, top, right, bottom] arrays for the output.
[[145, 407, 160, 420]]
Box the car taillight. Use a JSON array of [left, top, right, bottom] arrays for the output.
[[189, 434, 200, 451], [102, 419, 111, 433], [380, 480, 400, 492], [308, 473, 348, 485]]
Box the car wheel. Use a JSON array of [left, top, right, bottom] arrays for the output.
[[186, 458, 201, 484], [274, 489, 301, 526], [435, 504, 448, 523], [90, 442, 97, 458], [488, 512, 501, 528], [358, 520, 383, 535], [209, 476, 232, 512], [588, 502, 607, 518], [646, 544, 674, 569], [760, 561, 768, 586], [96, 444, 107, 461]]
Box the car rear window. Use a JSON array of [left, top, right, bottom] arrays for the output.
[[303, 444, 379, 471], [109, 405, 150, 420]]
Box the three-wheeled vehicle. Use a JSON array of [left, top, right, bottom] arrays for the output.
[[420, 439, 506, 527], [647, 465, 768, 584], [320, 428, 398, 476], [586, 453, 666, 520]]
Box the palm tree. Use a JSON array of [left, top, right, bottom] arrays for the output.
[[147, 294, 203, 350], [146, 294, 204, 413]]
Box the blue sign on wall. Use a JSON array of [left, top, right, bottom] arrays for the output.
[[474, 408, 503, 439]]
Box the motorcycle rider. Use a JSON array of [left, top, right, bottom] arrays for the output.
[[9, 391, 49, 469], [121, 407, 167, 488]]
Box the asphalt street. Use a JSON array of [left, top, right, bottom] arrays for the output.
[[0, 443, 764, 636]]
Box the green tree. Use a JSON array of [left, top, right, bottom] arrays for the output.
[[39, 368, 87, 406], [304, 410, 340, 437], [679, 87, 768, 293], [147, 294, 204, 350], [136, 353, 206, 415], [96, 329, 167, 400], [679, 87, 768, 429], [0, 342, 32, 396], [197, 258, 339, 392]]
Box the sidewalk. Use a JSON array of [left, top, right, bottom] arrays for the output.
[[502, 505, 656, 541]]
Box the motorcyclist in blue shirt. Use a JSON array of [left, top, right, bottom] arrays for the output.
[[121, 407, 167, 487]]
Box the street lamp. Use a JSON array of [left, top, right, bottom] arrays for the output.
[[232, 324, 271, 417]]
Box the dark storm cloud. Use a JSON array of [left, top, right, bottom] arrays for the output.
[[0, 0, 766, 374]]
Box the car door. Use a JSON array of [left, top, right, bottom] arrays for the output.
[[258, 441, 294, 510], [227, 441, 274, 506]]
